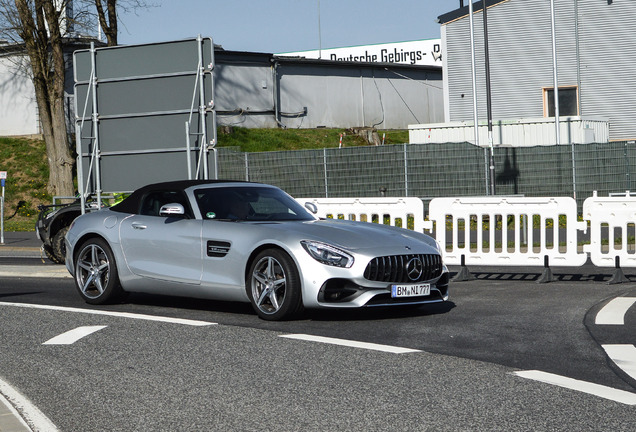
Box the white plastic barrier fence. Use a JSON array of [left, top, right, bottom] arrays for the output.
[[423, 196, 588, 267], [296, 197, 425, 232], [296, 193, 636, 283], [583, 191, 636, 269]]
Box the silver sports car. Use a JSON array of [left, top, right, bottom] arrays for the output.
[[65, 180, 449, 320]]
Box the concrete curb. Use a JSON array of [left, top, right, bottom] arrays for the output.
[[0, 249, 43, 259], [0, 392, 32, 432], [0, 265, 71, 279]]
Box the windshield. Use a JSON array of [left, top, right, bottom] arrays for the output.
[[194, 186, 315, 222]]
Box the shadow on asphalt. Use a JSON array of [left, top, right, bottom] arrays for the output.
[[305, 301, 456, 322], [123, 292, 255, 316], [449, 266, 631, 284], [0, 291, 44, 299], [469, 272, 618, 282], [120, 292, 457, 322]]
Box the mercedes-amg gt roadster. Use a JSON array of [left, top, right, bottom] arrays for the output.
[[65, 181, 449, 320]]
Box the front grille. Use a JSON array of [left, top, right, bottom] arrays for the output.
[[364, 254, 443, 283]]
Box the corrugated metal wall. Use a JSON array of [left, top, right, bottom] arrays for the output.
[[445, 0, 577, 121], [577, 0, 636, 141], [215, 62, 277, 128], [276, 63, 444, 129], [443, 0, 636, 141], [0, 55, 39, 136], [215, 54, 444, 130]]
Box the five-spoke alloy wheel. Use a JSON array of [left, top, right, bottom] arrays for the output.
[[74, 238, 122, 304], [248, 249, 303, 320]]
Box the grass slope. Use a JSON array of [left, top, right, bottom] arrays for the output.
[[217, 127, 408, 152], [0, 137, 50, 231], [0, 128, 409, 231]]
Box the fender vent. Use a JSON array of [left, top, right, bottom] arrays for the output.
[[207, 240, 231, 257]]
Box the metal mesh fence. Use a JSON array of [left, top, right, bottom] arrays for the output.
[[217, 141, 636, 212]]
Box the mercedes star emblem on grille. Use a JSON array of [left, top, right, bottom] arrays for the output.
[[406, 257, 424, 281]]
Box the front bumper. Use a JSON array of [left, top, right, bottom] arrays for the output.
[[317, 271, 450, 307], [311, 270, 450, 308], [296, 247, 450, 309]]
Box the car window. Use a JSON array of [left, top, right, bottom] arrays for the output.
[[250, 196, 292, 215], [194, 186, 314, 221], [139, 191, 192, 217]]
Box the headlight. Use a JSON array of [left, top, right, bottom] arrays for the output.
[[301, 241, 354, 268], [435, 239, 444, 254]]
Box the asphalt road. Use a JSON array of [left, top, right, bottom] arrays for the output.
[[1, 252, 635, 431]]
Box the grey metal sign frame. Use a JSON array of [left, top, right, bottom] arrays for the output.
[[74, 36, 217, 210]]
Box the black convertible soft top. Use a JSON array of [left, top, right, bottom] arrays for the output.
[[110, 180, 251, 214]]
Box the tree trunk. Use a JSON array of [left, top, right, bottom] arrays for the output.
[[45, 0, 75, 198], [15, 0, 75, 199], [8, 0, 145, 198], [95, 0, 118, 46], [48, 90, 75, 198]]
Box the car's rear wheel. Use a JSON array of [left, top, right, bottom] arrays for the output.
[[248, 249, 303, 320], [43, 245, 62, 264], [74, 238, 122, 304], [50, 226, 69, 264]]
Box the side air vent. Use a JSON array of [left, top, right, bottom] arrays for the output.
[[207, 240, 231, 257]]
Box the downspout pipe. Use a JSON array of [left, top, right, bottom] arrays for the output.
[[272, 59, 283, 128]]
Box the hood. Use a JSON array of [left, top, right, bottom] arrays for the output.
[[273, 219, 440, 254]]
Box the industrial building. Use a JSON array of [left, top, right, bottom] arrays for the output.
[[410, 0, 636, 146], [5, 0, 633, 147], [0, 40, 443, 137]]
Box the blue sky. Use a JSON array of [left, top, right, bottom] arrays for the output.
[[117, 0, 458, 53]]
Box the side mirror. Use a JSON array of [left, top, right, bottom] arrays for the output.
[[160, 203, 185, 217], [304, 202, 318, 214]]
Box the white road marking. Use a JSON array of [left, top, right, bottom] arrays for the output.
[[602, 344, 636, 381], [43, 325, 108, 345], [596, 297, 636, 325], [0, 302, 216, 327], [280, 334, 421, 354], [513, 370, 636, 405], [0, 377, 59, 431]]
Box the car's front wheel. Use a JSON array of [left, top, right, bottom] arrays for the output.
[[248, 249, 303, 320], [74, 238, 123, 304]]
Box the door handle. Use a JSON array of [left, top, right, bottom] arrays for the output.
[[131, 222, 147, 230]]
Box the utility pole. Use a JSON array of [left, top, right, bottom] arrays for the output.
[[550, 0, 560, 146], [317, 0, 322, 59], [483, 0, 496, 195], [468, 0, 481, 187]]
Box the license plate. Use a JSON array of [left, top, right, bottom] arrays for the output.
[[391, 283, 431, 298]]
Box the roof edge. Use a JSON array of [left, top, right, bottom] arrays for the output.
[[437, 0, 509, 25]]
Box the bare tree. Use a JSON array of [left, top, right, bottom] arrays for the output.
[[66, 0, 148, 47], [94, 0, 116, 45], [10, 0, 75, 198], [0, 0, 148, 197]]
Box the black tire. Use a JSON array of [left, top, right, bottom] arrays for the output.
[[50, 226, 69, 264], [73, 238, 123, 305], [43, 245, 63, 264], [247, 249, 304, 321]]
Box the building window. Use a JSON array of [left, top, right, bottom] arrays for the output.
[[544, 86, 579, 117]]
